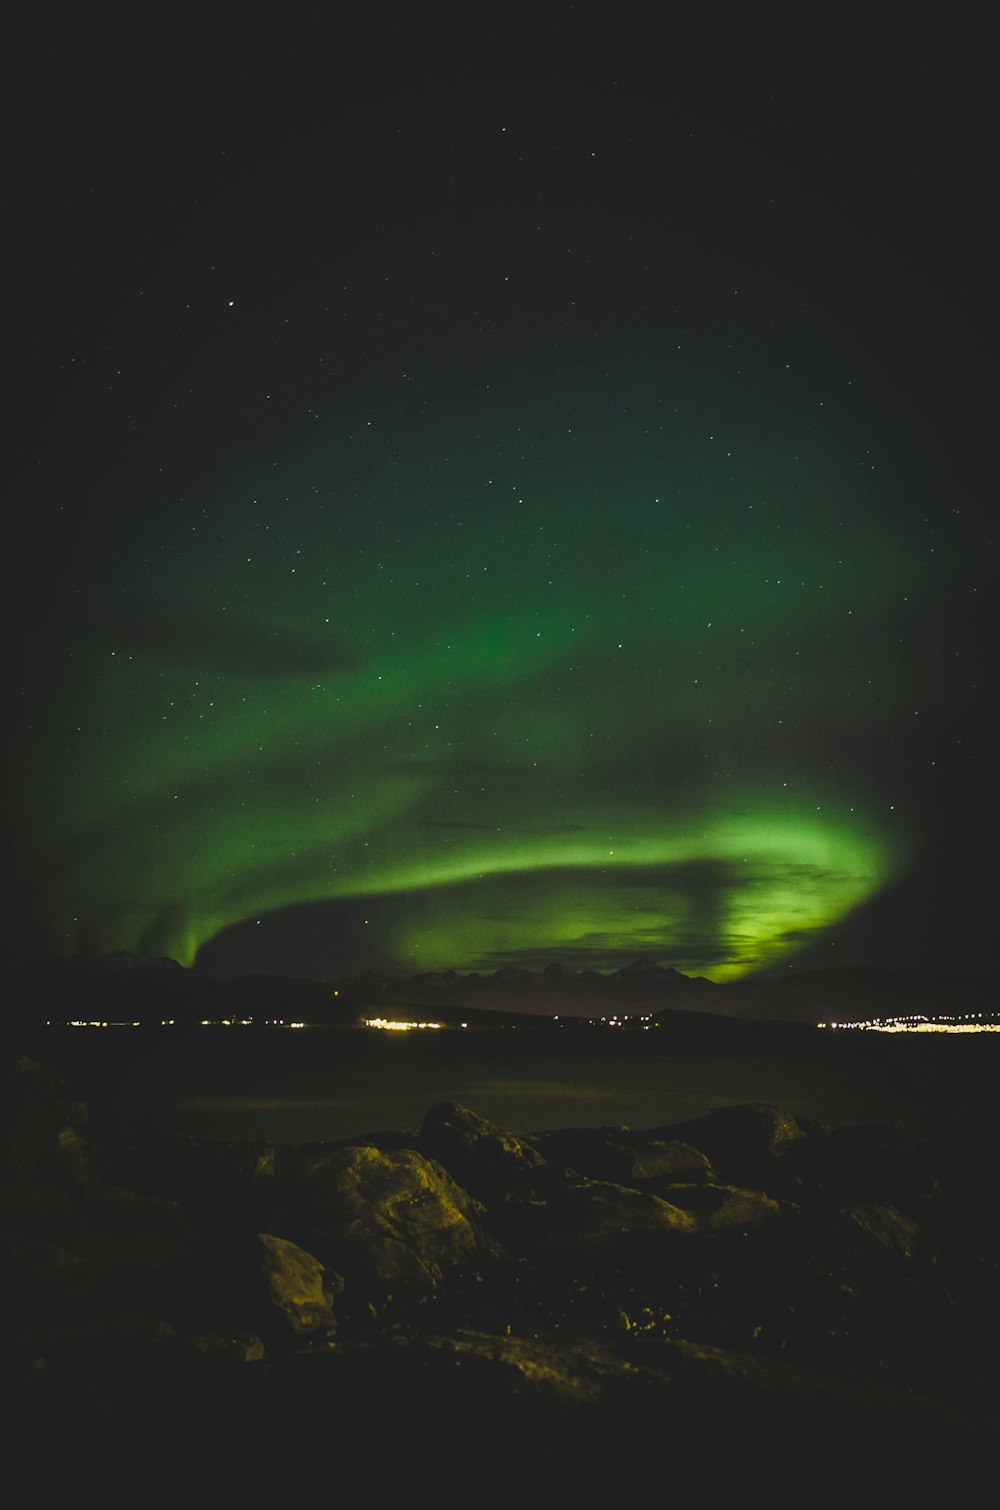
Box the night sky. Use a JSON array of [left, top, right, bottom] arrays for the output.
[[6, 56, 992, 988]]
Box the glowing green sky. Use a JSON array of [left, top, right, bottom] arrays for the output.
[[8, 80, 988, 985], [24, 353, 918, 979]]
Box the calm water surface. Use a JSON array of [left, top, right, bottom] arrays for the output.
[[27, 1024, 999, 1145]]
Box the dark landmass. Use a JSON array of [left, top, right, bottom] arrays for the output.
[[5, 951, 994, 1035], [2, 1052, 998, 1495]]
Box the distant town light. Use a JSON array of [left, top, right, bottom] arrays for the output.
[[819, 1013, 998, 1034], [363, 1017, 444, 1031]]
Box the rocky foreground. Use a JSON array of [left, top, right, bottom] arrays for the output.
[[3, 1053, 999, 1497]]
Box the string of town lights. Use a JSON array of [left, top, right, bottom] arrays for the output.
[[49, 1012, 661, 1031], [818, 1014, 999, 1034], [48, 1012, 998, 1034]]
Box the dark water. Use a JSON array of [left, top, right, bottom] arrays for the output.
[[24, 1023, 1000, 1145]]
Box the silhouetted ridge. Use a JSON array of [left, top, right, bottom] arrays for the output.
[[5, 952, 993, 1030]]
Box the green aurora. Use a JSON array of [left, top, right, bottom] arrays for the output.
[[9, 80, 985, 987], [22, 353, 919, 981]]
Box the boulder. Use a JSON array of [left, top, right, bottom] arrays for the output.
[[532, 1125, 715, 1186], [250, 1231, 339, 1341], [266, 1142, 493, 1312], [104, 1134, 284, 1219], [0, 1054, 98, 1186], [3, 1062, 998, 1491], [418, 1100, 547, 1203], [658, 1182, 783, 1234], [221, 1327, 1000, 1495], [497, 1176, 697, 1259], [649, 1103, 810, 1180], [790, 1122, 942, 1210]]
